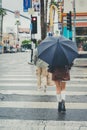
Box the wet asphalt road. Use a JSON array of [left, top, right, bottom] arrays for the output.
[[0, 52, 87, 122]]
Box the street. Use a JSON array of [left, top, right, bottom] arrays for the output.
[[0, 52, 87, 130]]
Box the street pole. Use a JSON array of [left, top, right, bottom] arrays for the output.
[[73, 0, 76, 42], [31, 14, 32, 40], [0, 0, 2, 42]]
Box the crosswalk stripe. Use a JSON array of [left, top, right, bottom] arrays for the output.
[[0, 120, 87, 130], [0, 90, 87, 95], [0, 77, 87, 81], [1, 76, 87, 81], [67, 84, 87, 87], [0, 74, 36, 76], [0, 78, 37, 80], [0, 83, 87, 87], [0, 83, 36, 86], [0, 72, 87, 78], [0, 102, 87, 109]]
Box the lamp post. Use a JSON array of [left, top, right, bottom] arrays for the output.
[[15, 20, 20, 45]]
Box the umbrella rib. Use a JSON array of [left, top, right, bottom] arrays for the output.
[[61, 45, 77, 64], [52, 43, 69, 66], [39, 43, 55, 56], [62, 43, 78, 53], [60, 46, 70, 65]]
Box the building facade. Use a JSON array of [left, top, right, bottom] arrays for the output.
[[63, 0, 87, 48], [47, 0, 87, 47], [1, 0, 87, 49]]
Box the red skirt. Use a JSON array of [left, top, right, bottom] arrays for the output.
[[52, 67, 70, 81]]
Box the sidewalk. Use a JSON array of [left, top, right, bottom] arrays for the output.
[[74, 51, 87, 66], [74, 58, 87, 67], [78, 51, 87, 58]]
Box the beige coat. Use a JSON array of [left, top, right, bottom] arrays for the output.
[[33, 48, 48, 68]]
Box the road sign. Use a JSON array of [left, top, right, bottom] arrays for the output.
[[23, 0, 32, 12]]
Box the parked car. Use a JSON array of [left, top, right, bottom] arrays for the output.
[[10, 48, 17, 53], [21, 48, 26, 52], [25, 49, 31, 52]]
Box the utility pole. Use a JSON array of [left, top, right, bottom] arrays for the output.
[[40, 0, 45, 40], [0, 0, 2, 42], [73, 0, 76, 42]]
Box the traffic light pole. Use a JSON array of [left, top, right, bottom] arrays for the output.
[[31, 15, 32, 40], [30, 15, 33, 63], [67, 11, 72, 39]]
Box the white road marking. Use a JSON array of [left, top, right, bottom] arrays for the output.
[[0, 102, 87, 109], [0, 90, 87, 96], [0, 120, 87, 130]]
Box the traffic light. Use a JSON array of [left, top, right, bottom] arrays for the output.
[[67, 11, 72, 31], [31, 16, 37, 34]]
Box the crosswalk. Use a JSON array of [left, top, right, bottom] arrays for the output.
[[0, 53, 87, 130]]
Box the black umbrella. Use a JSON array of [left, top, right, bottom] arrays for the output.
[[38, 35, 79, 67]]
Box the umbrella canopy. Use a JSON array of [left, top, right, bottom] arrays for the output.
[[38, 35, 79, 67]]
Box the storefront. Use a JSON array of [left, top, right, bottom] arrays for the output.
[[63, 12, 87, 49], [76, 21, 87, 48]]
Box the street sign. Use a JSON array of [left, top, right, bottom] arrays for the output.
[[32, 0, 40, 12], [58, 23, 62, 31], [23, 0, 32, 12]]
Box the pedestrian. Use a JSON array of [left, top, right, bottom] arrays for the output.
[[31, 48, 33, 63], [48, 64, 73, 113], [37, 36, 78, 113], [33, 40, 48, 92]]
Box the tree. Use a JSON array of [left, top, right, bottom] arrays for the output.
[[15, 20, 21, 42], [0, 8, 6, 43], [40, 0, 48, 40], [83, 43, 87, 51], [21, 40, 32, 49]]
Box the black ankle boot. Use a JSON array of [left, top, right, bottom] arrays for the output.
[[58, 102, 62, 112], [61, 100, 66, 113]]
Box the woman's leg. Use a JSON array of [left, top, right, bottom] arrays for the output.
[[61, 82, 66, 90], [36, 67, 42, 90], [61, 82, 66, 101], [60, 81, 66, 112], [55, 81, 66, 112], [55, 81, 61, 94], [55, 81, 62, 112], [41, 68, 48, 92]]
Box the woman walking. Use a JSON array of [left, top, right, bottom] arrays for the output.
[[37, 35, 78, 112], [48, 65, 72, 113]]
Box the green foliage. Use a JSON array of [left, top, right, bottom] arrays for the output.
[[50, 1, 58, 7], [0, 8, 7, 16], [21, 40, 32, 49], [22, 40, 31, 45], [15, 20, 20, 25], [83, 43, 87, 51]]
